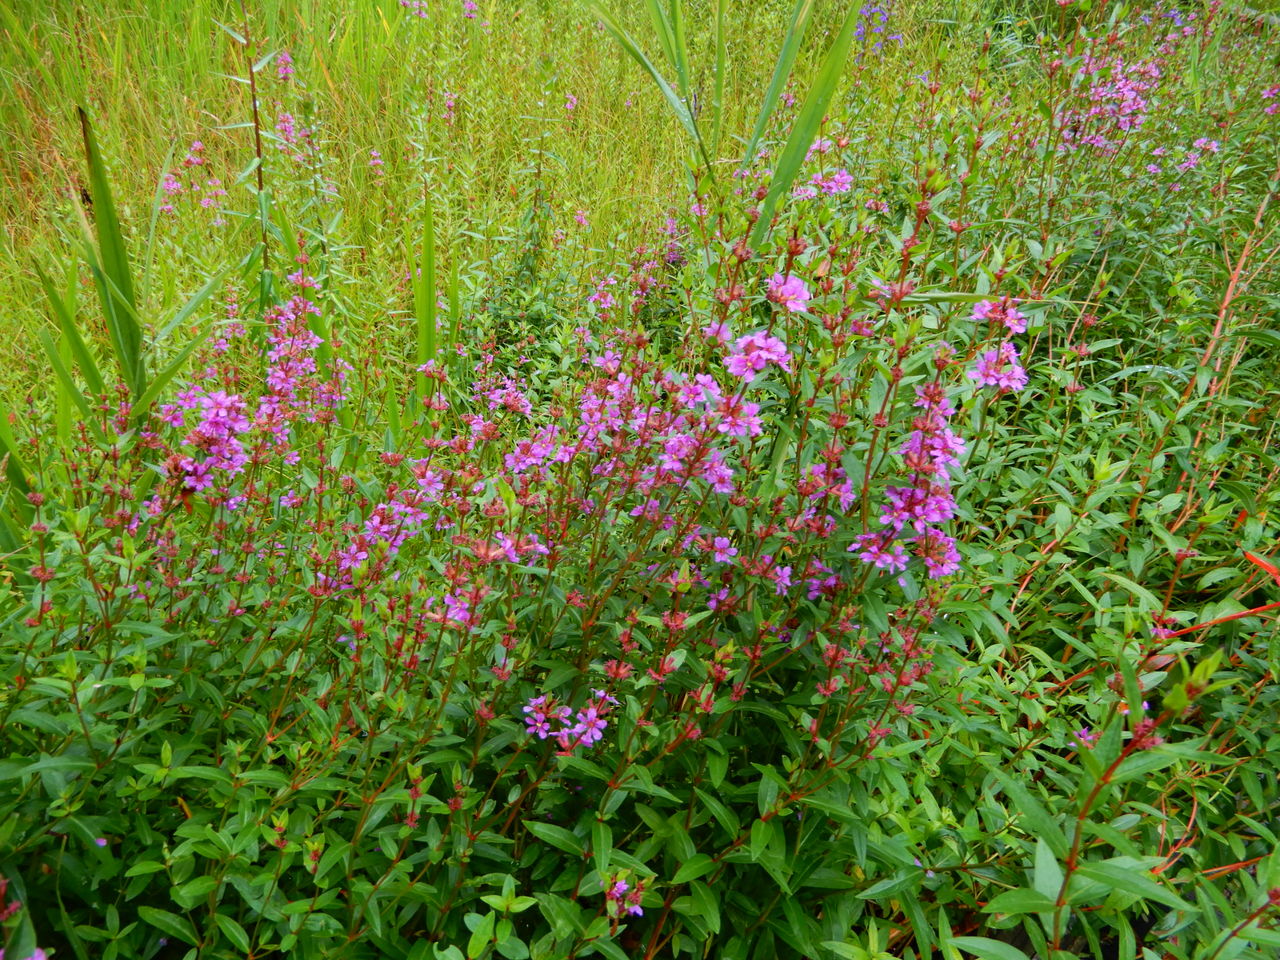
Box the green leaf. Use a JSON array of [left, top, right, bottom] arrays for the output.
[[739, 0, 817, 169], [982, 888, 1057, 915], [984, 763, 1069, 857], [78, 106, 143, 398], [749, 2, 862, 247], [1076, 861, 1196, 912], [138, 906, 198, 946], [689, 880, 720, 934], [592, 820, 612, 876], [41, 330, 96, 423], [522, 820, 585, 856], [36, 261, 104, 396], [581, 0, 702, 152], [214, 913, 251, 953], [695, 787, 740, 836], [467, 911, 496, 958], [948, 936, 1034, 960], [672, 854, 715, 884], [413, 199, 438, 395], [0, 399, 33, 506], [152, 266, 231, 346], [171, 875, 219, 910], [1033, 838, 1064, 901], [125, 860, 166, 878], [132, 324, 218, 418], [709, 0, 727, 154]]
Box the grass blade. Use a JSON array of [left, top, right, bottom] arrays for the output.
[[41, 330, 97, 424], [78, 106, 144, 397], [134, 328, 217, 417], [141, 142, 178, 306], [0, 401, 33, 509], [582, 0, 701, 150], [413, 200, 438, 397], [642, 0, 678, 79], [667, 0, 691, 101], [739, 0, 818, 171], [153, 267, 232, 347], [35, 263, 105, 397], [710, 0, 728, 155], [749, 3, 860, 247], [447, 256, 461, 357]]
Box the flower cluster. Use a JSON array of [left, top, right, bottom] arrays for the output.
[[522, 690, 617, 753], [767, 272, 811, 312], [972, 297, 1027, 334], [724, 331, 792, 381], [968, 342, 1028, 393], [852, 379, 964, 578], [604, 874, 646, 918]]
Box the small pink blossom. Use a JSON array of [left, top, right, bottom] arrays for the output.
[[768, 273, 810, 313], [724, 332, 791, 382]]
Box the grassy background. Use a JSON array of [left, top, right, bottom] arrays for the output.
[[0, 0, 824, 382], [0, 0, 1075, 396]]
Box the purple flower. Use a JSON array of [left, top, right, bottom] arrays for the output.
[[972, 298, 1027, 334], [850, 533, 910, 573], [968, 342, 1028, 393], [767, 273, 810, 313], [724, 332, 791, 382], [711, 537, 738, 564]]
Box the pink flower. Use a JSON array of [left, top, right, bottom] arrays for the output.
[[821, 168, 853, 194], [702, 319, 731, 344], [724, 332, 791, 382], [968, 342, 1028, 393], [768, 273, 810, 313], [711, 536, 737, 564], [972, 297, 1027, 334]]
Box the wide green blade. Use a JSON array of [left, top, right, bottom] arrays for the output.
[[739, 0, 817, 171], [710, 0, 728, 155], [36, 262, 105, 397], [41, 330, 98, 425], [78, 106, 144, 397], [749, 2, 860, 247], [582, 0, 702, 151]]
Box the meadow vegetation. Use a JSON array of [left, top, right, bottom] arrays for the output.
[[1, 1, 1279, 958]]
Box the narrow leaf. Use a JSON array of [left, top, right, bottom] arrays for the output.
[[750, 3, 860, 246], [949, 936, 1034, 960], [1076, 861, 1196, 912], [739, 0, 818, 170]]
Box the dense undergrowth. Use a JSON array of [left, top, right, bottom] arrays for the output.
[[2, 1, 1280, 959]]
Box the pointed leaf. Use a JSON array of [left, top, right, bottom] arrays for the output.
[[739, 0, 817, 170], [949, 936, 1034, 960], [750, 2, 861, 246]]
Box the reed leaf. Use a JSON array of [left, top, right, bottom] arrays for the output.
[[668, 0, 692, 102], [35, 263, 105, 398], [78, 107, 145, 398], [710, 0, 728, 156], [0, 402, 32, 508], [749, 2, 860, 247], [40, 330, 97, 426], [413, 200, 438, 397], [739, 0, 818, 171], [582, 0, 702, 153]]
